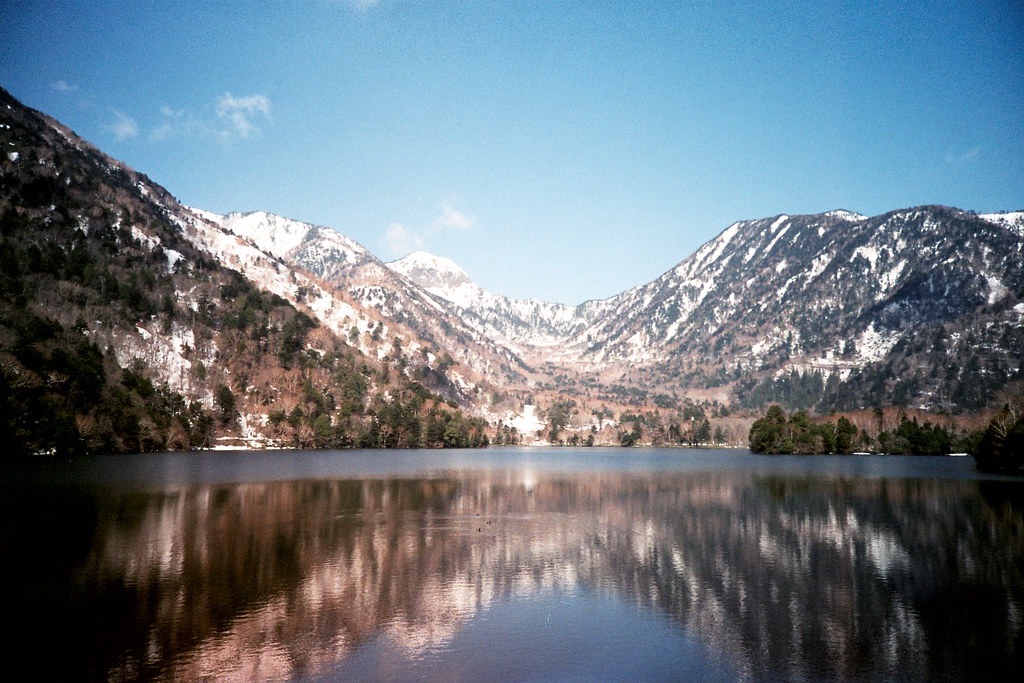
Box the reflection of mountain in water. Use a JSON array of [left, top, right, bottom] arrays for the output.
[[8, 472, 1023, 680]]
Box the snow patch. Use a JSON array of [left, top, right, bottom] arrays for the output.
[[826, 210, 867, 222], [856, 323, 899, 362], [980, 211, 1024, 237], [880, 260, 907, 292], [695, 222, 739, 267], [164, 249, 184, 272], [508, 404, 544, 440], [853, 244, 879, 269], [805, 253, 832, 282], [763, 221, 791, 255], [131, 225, 158, 251], [986, 274, 1009, 304]]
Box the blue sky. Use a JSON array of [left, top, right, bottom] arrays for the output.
[[2, 0, 1022, 304]]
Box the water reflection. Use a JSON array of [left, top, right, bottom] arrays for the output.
[[4, 461, 1023, 681]]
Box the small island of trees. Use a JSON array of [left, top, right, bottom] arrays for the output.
[[748, 401, 1024, 475], [749, 405, 954, 455]]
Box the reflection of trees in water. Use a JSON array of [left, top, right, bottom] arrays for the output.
[[9, 473, 1023, 680], [606, 476, 1024, 680]]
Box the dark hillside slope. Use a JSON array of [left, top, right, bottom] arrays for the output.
[[0, 87, 486, 454]]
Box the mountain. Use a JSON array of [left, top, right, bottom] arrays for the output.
[[0, 87, 490, 454], [199, 210, 534, 388], [561, 207, 1024, 412], [377, 209, 1023, 414], [387, 251, 613, 349], [2, 84, 1022, 455]]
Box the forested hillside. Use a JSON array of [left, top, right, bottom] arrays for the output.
[[0, 87, 486, 455]]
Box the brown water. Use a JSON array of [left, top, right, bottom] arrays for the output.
[[3, 448, 1022, 681]]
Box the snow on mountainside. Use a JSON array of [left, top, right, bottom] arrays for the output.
[[210, 210, 377, 279], [563, 205, 1024, 410], [199, 211, 533, 387], [0, 86, 513, 454], [980, 211, 1024, 236], [387, 251, 613, 348], [6, 84, 1021, 422], [387, 252, 477, 307], [200, 204, 1024, 413]]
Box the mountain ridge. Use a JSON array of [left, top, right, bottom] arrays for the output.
[[210, 199, 1024, 415], [0, 86, 495, 454], [3, 85, 1023, 456]]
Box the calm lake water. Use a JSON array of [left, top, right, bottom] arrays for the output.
[[3, 448, 1023, 681]]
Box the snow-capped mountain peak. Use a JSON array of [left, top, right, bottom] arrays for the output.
[[387, 251, 611, 348], [202, 210, 378, 280], [218, 210, 314, 256], [824, 209, 868, 222], [390, 251, 474, 289], [387, 251, 482, 309]]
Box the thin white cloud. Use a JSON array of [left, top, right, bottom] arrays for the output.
[[383, 223, 425, 258], [215, 92, 271, 139], [150, 107, 183, 142], [150, 105, 212, 141], [945, 146, 981, 165], [106, 109, 139, 141], [383, 200, 475, 257], [148, 94, 271, 142], [428, 201, 475, 233], [51, 80, 78, 93], [958, 147, 980, 162]]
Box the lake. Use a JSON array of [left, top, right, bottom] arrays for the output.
[[3, 448, 1022, 681]]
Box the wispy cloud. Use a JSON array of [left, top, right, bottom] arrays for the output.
[[383, 223, 425, 258], [148, 93, 272, 142], [428, 201, 475, 233], [151, 106, 188, 141], [150, 105, 212, 141], [215, 92, 271, 139], [51, 80, 78, 93], [946, 146, 981, 165], [106, 109, 139, 141], [382, 200, 475, 258], [958, 147, 980, 162]]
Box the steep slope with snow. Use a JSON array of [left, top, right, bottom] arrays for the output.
[[0, 86, 498, 454], [387, 251, 614, 348], [201, 205, 1024, 413], [199, 212, 534, 388], [565, 206, 1024, 410], [980, 211, 1024, 236], [211, 210, 377, 279]]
